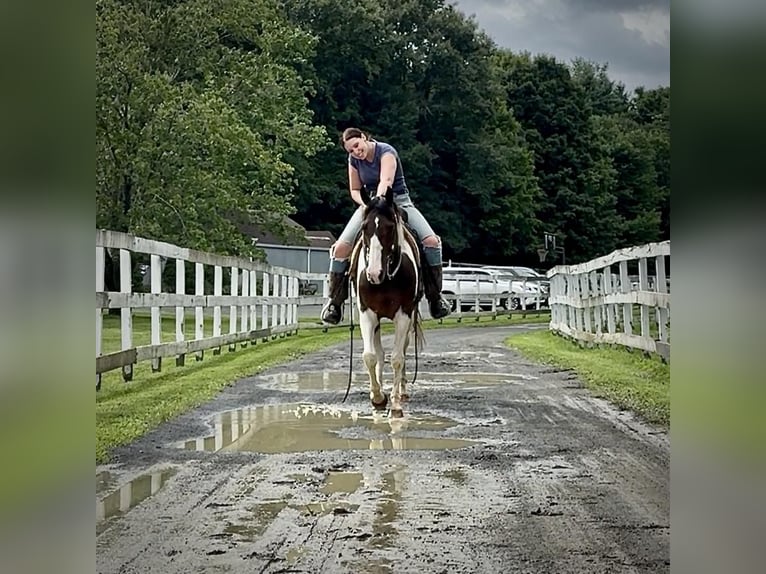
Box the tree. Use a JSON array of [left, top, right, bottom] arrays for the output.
[[630, 86, 670, 239], [284, 0, 540, 262], [498, 52, 621, 262], [96, 0, 327, 256]]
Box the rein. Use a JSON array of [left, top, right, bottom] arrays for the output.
[[342, 279, 354, 403], [386, 222, 403, 279]]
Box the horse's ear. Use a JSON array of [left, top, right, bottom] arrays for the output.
[[385, 186, 394, 205], [360, 185, 371, 206]]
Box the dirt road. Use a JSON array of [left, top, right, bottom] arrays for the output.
[[96, 325, 669, 573]]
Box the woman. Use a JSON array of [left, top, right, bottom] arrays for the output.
[[321, 127, 451, 324]]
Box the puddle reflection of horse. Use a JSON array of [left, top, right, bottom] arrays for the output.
[[350, 187, 425, 418]]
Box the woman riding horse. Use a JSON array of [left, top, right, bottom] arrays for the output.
[[320, 127, 451, 325]]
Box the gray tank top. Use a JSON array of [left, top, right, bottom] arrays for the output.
[[348, 141, 409, 196]]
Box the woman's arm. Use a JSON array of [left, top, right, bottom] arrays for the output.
[[376, 152, 396, 196], [348, 164, 365, 206]]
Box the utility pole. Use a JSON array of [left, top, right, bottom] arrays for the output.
[[540, 232, 565, 264]]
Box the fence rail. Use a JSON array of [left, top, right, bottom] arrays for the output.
[[96, 230, 316, 389], [546, 241, 670, 360]]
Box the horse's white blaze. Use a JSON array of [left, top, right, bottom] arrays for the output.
[[367, 232, 384, 283]]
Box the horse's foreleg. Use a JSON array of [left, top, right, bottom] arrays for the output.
[[374, 322, 385, 392], [401, 328, 411, 401], [390, 311, 412, 416], [360, 311, 385, 408]]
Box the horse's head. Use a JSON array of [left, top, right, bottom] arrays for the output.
[[360, 186, 401, 284]]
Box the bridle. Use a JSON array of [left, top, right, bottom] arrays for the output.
[[363, 210, 403, 281]]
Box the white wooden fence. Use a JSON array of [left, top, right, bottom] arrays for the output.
[[547, 241, 670, 361], [96, 230, 326, 389]]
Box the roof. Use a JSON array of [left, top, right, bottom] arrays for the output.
[[304, 230, 337, 249], [239, 217, 336, 249]]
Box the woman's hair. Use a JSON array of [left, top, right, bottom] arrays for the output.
[[340, 127, 371, 145]]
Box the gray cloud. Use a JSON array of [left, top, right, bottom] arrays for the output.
[[469, 0, 669, 12], [451, 0, 670, 91]]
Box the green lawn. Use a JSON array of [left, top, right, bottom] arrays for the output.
[[506, 330, 669, 426], [100, 313, 234, 354]]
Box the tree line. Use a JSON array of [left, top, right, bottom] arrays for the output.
[[97, 0, 669, 267]]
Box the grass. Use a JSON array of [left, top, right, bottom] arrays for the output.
[[100, 313, 235, 354], [96, 310, 551, 463], [506, 330, 669, 426]]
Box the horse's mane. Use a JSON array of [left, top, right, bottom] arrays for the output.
[[363, 195, 399, 221]]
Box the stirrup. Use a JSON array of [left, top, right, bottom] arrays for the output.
[[321, 301, 343, 325]]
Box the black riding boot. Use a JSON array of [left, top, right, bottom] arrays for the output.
[[320, 271, 349, 325], [423, 264, 451, 319]]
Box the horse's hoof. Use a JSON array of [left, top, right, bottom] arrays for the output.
[[400, 393, 410, 402], [390, 408, 404, 419], [371, 394, 388, 410]]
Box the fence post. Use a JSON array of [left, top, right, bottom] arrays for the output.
[[619, 260, 632, 337], [249, 270, 258, 343], [262, 272, 270, 341], [638, 257, 650, 339], [656, 254, 669, 343], [271, 274, 279, 336], [175, 259, 186, 366], [150, 254, 162, 372], [591, 270, 601, 335], [280, 275, 288, 333], [96, 246, 104, 390], [119, 248, 133, 381], [604, 266, 615, 335], [229, 266, 238, 352], [580, 273, 591, 335], [240, 269, 249, 348], [213, 266, 222, 355], [195, 262, 204, 361]]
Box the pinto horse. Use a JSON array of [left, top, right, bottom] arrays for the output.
[[349, 187, 424, 417]]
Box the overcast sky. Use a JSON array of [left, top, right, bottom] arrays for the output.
[[451, 0, 670, 92]]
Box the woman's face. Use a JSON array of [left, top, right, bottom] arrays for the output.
[[344, 136, 367, 160]]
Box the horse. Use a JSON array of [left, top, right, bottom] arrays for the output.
[[349, 186, 424, 417]]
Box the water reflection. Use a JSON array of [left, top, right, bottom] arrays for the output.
[[179, 404, 475, 454], [370, 467, 406, 549], [96, 468, 176, 533]]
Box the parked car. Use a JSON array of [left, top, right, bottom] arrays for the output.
[[482, 265, 550, 306], [441, 267, 541, 311], [441, 267, 503, 311], [487, 270, 547, 310]]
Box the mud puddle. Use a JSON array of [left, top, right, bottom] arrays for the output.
[[179, 403, 476, 453], [217, 465, 408, 559], [97, 468, 176, 534], [259, 370, 536, 393]]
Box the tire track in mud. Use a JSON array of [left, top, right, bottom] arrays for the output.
[[97, 325, 668, 573]]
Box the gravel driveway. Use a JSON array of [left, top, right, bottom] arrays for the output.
[[97, 324, 669, 573]]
